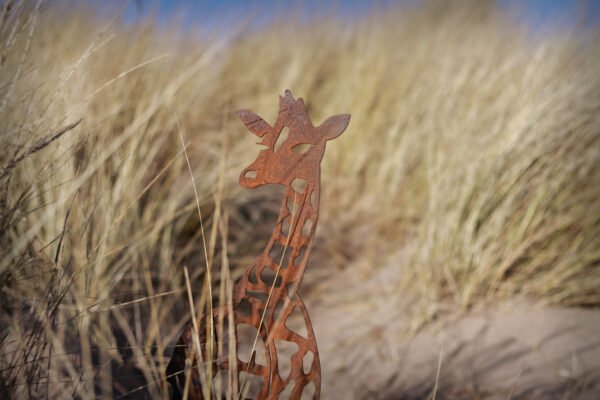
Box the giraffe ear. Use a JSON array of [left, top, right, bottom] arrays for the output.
[[236, 109, 272, 137], [319, 114, 350, 141]]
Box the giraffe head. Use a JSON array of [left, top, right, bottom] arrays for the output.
[[236, 90, 350, 190]]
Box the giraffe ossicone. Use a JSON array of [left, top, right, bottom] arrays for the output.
[[167, 90, 350, 400]]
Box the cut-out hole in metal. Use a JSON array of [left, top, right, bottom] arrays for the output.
[[290, 177, 307, 193], [273, 301, 284, 325], [301, 382, 316, 400], [248, 265, 258, 284], [301, 218, 313, 237], [310, 190, 317, 209], [292, 143, 313, 154], [274, 126, 290, 153], [275, 339, 298, 379], [269, 241, 291, 269], [247, 290, 269, 303], [261, 268, 282, 288], [285, 304, 308, 339], [238, 298, 253, 318], [237, 324, 266, 366], [281, 217, 291, 238], [239, 371, 265, 399], [303, 351, 314, 375], [287, 196, 296, 215], [279, 379, 295, 400], [293, 246, 307, 268]]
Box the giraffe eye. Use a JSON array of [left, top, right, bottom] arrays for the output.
[[292, 143, 312, 154]]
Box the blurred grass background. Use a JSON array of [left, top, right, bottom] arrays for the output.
[[0, 0, 599, 398]]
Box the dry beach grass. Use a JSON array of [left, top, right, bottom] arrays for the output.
[[0, 0, 599, 398]]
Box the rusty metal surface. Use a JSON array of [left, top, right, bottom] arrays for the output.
[[167, 90, 350, 399]]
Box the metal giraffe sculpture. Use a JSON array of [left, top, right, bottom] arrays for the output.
[[167, 90, 350, 399]]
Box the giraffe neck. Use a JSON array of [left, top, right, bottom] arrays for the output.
[[269, 182, 319, 284], [235, 180, 320, 305]]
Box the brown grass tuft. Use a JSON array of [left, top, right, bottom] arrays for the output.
[[1, 0, 599, 397]]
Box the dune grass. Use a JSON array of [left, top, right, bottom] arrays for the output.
[[0, 0, 599, 397]]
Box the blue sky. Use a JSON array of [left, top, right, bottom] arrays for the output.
[[121, 0, 600, 32], [499, 0, 600, 27]]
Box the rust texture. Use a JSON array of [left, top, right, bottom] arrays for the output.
[[167, 90, 350, 399]]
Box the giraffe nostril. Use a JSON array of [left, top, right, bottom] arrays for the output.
[[244, 170, 257, 179]]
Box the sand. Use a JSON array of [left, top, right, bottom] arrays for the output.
[[309, 269, 600, 399]]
